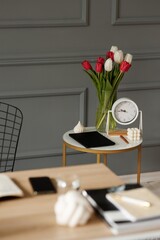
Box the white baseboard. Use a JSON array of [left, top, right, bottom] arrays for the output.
[[119, 171, 160, 184]]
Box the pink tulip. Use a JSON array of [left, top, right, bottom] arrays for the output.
[[95, 62, 103, 73], [120, 61, 131, 72], [97, 57, 105, 64], [81, 60, 92, 70]]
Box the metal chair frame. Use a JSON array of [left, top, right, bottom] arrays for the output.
[[0, 102, 23, 172]]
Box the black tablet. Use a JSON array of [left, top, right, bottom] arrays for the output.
[[69, 131, 115, 148]]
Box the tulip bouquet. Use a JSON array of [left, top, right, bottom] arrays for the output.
[[82, 46, 133, 132]]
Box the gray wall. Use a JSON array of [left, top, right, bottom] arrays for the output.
[[0, 0, 160, 175]]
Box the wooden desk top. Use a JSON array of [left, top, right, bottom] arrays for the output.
[[0, 164, 123, 240], [0, 164, 159, 240]]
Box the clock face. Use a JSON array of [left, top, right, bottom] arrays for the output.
[[112, 98, 139, 125]]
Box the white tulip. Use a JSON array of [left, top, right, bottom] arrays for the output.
[[110, 46, 118, 53], [124, 53, 133, 64], [114, 50, 124, 64], [104, 58, 113, 72]]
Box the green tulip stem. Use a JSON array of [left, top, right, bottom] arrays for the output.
[[96, 72, 124, 130]]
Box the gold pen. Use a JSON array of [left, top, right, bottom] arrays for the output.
[[120, 135, 129, 144]]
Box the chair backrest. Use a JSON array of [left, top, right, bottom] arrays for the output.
[[0, 102, 23, 172]]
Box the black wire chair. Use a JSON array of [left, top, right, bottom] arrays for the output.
[[0, 102, 23, 172]]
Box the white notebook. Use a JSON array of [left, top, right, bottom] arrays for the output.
[[106, 187, 160, 222], [0, 174, 24, 198]]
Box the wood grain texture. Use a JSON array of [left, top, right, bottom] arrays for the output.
[[0, 164, 123, 240]]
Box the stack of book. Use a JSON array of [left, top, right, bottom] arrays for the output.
[[82, 183, 160, 235], [0, 174, 23, 198]]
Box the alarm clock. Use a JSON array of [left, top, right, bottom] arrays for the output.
[[106, 98, 143, 135], [112, 98, 139, 125]]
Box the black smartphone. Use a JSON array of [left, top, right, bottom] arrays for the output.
[[29, 176, 57, 195]]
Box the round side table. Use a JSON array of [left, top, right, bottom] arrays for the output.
[[63, 127, 142, 183]]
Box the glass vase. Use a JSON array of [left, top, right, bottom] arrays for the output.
[[95, 90, 117, 132]]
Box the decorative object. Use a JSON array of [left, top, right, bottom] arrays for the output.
[[56, 175, 80, 194], [111, 98, 139, 125], [127, 128, 141, 141], [54, 190, 93, 227], [106, 97, 143, 137], [81, 46, 133, 132], [73, 121, 85, 133]]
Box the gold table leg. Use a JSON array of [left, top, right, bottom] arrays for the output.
[[137, 145, 142, 184], [103, 154, 107, 166], [97, 154, 101, 164], [62, 142, 67, 166]]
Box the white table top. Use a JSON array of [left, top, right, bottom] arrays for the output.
[[63, 127, 142, 152]]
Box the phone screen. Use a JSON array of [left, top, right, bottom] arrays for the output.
[[29, 176, 57, 195]]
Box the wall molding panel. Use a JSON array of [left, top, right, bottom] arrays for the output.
[[16, 138, 160, 161], [119, 82, 160, 92], [1, 51, 160, 91], [0, 88, 87, 125], [0, 50, 160, 66], [112, 0, 160, 25], [3, 88, 159, 161], [0, 0, 159, 173], [0, 0, 88, 28], [0, 88, 87, 161], [1, 88, 158, 161], [16, 147, 80, 161], [143, 139, 160, 148]]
